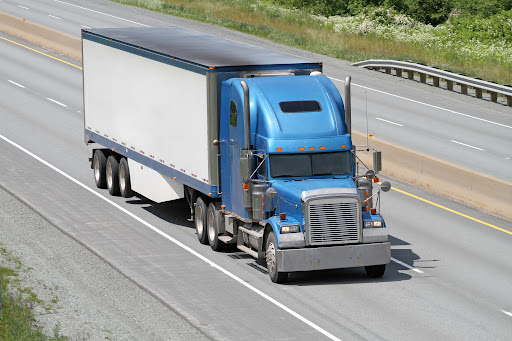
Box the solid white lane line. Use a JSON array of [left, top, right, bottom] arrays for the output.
[[18, 5, 30, 9], [0, 134, 342, 341], [48, 15, 61, 20], [391, 257, 424, 274], [46, 98, 67, 107], [8, 80, 25, 88], [81, 25, 91, 29], [328, 77, 512, 130], [450, 140, 485, 151], [376, 118, 403, 126], [53, 0, 150, 27], [502, 310, 512, 317]]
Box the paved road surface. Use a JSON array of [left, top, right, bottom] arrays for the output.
[[0, 32, 511, 340]]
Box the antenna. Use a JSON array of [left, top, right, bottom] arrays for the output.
[[365, 90, 369, 147]]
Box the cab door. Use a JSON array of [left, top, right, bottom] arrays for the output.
[[220, 80, 245, 215]]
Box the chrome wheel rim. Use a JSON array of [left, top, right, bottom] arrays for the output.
[[208, 210, 215, 242], [266, 241, 277, 275], [106, 162, 112, 189], [119, 164, 126, 192], [195, 204, 204, 236], [94, 154, 100, 181]]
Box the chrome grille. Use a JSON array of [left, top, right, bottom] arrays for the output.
[[306, 197, 361, 246]]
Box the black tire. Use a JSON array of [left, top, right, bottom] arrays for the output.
[[365, 264, 386, 278], [93, 150, 107, 189], [207, 203, 224, 251], [265, 231, 288, 283], [195, 197, 208, 244], [106, 155, 120, 196], [119, 158, 133, 198]]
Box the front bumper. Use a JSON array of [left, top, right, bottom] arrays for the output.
[[276, 242, 390, 272]]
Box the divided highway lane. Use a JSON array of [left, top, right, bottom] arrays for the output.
[[1, 34, 512, 340], [1, 0, 512, 181]]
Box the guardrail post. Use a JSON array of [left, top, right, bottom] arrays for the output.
[[447, 80, 453, 91], [385, 67, 391, 74], [461, 84, 468, 94], [396, 69, 402, 77], [433, 77, 440, 87], [490, 92, 498, 102], [507, 96, 512, 107], [420, 73, 426, 83], [407, 70, 414, 80], [475, 88, 483, 98]]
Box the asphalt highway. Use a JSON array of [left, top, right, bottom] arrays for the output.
[[1, 0, 511, 182], [0, 31, 512, 340]]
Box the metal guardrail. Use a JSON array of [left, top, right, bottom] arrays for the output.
[[352, 60, 512, 107]]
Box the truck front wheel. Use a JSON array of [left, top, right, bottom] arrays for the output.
[[195, 197, 208, 244], [93, 150, 107, 189], [106, 155, 120, 196], [365, 264, 386, 278], [265, 231, 288, 284]]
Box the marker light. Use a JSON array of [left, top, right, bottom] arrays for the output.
[[371, 208, 377, 214], [320, 146, 326, 150], [243, 183, 249, 190], [309, 147, 315, 150], [298, 147, 305, 151], [340, 145, 346, 148], [276, 148, 283, 152], [280, 213, 286, 220], [374, 176, 380, 183]]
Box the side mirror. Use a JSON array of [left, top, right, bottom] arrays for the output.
[[381, 181, 391, 192], [373, 151, 382, 173], [365, 169, 375, 180], [266, 187, 278, 199]]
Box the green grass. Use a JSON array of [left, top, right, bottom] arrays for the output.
[[111, 0, 512, 85], [0, 248, 68, 341]]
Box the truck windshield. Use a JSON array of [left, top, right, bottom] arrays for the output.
[[270, 151, 351, 178]]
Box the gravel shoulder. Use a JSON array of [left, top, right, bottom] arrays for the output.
[[0, 186, 209, 341]]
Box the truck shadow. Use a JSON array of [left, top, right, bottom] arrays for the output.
[[126, 197, 426, 285], [127, 196, 195, 228]]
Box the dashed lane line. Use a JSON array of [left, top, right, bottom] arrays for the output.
[[8, 80, 25, 88], [450, 140, 485, 151], [376, 117, 404, 127], [46, 98, 67, 107], [53, 0, 150, 27]]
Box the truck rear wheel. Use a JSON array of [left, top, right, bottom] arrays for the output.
[[365, 264, 386, 278], [119, 157, 133, 198], [195, 197, 208, 244], [106, 155, 120, 196], [93, 150, 107, 189], [207, 203, 224, 251], [265, 231, 288, 284]]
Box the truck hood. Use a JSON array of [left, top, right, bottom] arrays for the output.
[[271, 178, 358, 204]]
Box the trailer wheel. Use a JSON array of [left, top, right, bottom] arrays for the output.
[[93, 150, 107, 189], [365, 264, 386, 278], [119, 158, 133, 198], [265, 231, 288, 284], [207, 203, 224, 251], [195, 197, 208, 244], [106, 155, 120, 196]]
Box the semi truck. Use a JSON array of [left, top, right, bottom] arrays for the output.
[[82, 27, 391, 283]]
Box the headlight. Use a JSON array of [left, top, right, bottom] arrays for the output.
[[281, 225, 300, 233], [364, 220, 382, 228]]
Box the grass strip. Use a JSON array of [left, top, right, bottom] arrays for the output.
[[111, 0, 512, 85], [0, 247, 67, 341]]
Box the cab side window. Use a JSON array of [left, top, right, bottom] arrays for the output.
[[230, 101, 237, 127]]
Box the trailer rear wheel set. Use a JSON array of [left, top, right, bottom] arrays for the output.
[[92, 150, 133, 198]]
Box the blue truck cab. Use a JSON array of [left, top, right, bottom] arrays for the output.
[[219, 75, 390, 283]]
